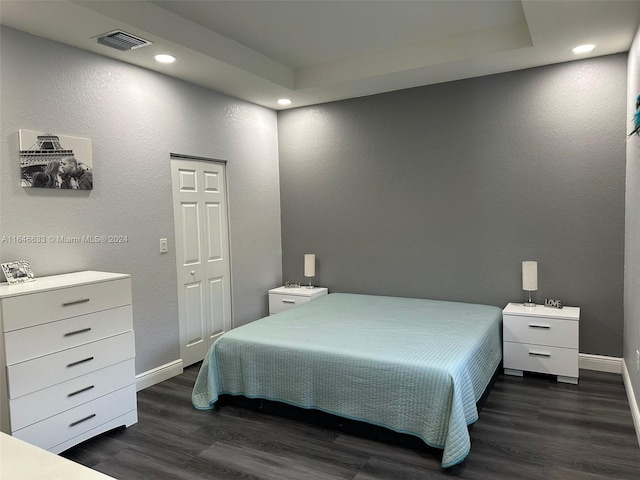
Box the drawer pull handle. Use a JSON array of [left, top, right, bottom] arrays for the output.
[[529, 351, 551, 358], [528, 323, 551, 329], [67, 385, 95, 397], [67, 356, 94, 368], [62, 298, 90, 307], [64, 327, 92, 337], [282, 299, 296, 304], [69, 414, 96, 428]]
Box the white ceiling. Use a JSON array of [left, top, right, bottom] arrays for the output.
[[1, 1, 639, 110]]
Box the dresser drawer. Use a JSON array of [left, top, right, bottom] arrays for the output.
[[4, 305, 133, 364], [1, 277, 132, 332], [269, 294, 311, 314], [503, 314, 578, 349], [7, 331, 135, 399], [12, 384, 137, 451], [9, 359, 135, 431], [503, 341, 578, 378]]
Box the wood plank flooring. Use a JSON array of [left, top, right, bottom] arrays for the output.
[[61, 366, 640, 479]]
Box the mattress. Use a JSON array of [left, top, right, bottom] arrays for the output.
[[192, 293, 502, 468]]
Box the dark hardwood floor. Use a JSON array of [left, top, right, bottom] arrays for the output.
[[61, 365, 640, 479]]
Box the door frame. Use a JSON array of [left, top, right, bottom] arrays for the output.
[[170, 153, 234, 366]]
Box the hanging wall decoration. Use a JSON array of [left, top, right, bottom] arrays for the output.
[[19, 129, 93, 190]]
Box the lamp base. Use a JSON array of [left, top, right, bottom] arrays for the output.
[[524, 290, 536, 307]]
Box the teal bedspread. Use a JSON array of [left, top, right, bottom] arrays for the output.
[[192, 293, 502, 468]]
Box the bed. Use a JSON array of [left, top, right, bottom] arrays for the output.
[[192, 293, 502, 469]]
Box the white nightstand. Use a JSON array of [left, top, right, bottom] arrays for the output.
[[268, 286, 328, 315], [502, 303, 580, 384]]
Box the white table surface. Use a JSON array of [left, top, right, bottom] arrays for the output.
[[0, 432, 115, 479]]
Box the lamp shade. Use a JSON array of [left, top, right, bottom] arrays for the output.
[[304, 254, 316, 278], [522, 261, 538, 291]]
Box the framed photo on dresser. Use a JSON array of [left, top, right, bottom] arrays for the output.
[[1, 260, 35, 284]]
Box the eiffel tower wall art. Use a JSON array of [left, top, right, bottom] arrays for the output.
[[19, 129, 93, 190]]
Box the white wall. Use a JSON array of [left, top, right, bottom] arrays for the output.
[[625, 25, 640, 418], [0, 27, 282, 374]]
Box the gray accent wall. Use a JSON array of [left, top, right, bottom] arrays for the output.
[[278, 54, 627, 358], [625, 27, 640, 418], [0, 27, 282, 374]]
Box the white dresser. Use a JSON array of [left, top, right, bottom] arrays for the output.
[[268, 286, 328, 315], [0, 271, 137, 453], [503, 302, 580, 384]]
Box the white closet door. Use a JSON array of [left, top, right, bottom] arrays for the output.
[[171, 158, 232, 367]]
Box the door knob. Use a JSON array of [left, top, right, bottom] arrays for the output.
[[190, 270, 195, 275]]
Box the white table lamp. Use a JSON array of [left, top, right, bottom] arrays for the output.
[[304, 254, 316, 289], [522, 261, 538, 307]]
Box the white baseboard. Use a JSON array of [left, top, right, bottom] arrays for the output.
[[579, 353, 623, 374], [622, 359, 640, 448], [135, 359, 184, 391]]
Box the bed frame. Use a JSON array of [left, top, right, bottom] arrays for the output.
[[213, 363, 501, 474]]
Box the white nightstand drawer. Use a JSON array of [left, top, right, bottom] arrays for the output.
[[4, 305, 133, 365], [7, 331, 135, 399], [268, 287, 328, 315], [1, 277, 132, 332], [503, 314, 578, 349], [9, 359, 135, 431], [503, 341, 578, 378], [12, 384, 137, 451], [269, 294, 311, 314]]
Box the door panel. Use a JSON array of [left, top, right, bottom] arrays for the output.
[[205, 203, 223, 261], [207, 277, 225, 338], [184, 281, 204, 346], [178, 169, 197, 191], [204, 171, 219, 192], [181, 202, 201, 264]]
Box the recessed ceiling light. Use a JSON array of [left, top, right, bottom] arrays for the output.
[[277, 98, 292, 106], [155, 54, 176, 63], [571, 44, 595, 54]]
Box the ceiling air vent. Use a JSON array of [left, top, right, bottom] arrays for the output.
[[95, 30, 153, 52]]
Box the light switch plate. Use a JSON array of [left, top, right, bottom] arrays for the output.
[[159, 238, 168, 253]]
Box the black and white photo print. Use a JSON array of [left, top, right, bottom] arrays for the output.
[[20, 129, 93, 190]]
